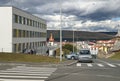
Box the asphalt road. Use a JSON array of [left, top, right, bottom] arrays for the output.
[[0, 58, 120, 81], [47, 58, 120, 81]]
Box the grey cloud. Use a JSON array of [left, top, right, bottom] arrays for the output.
[[1, 0, 120, 31], [87, 25, 116, 32], [60, 0, 120, 21], [1, 0, 120, 21], [0, 0, 10, 5]]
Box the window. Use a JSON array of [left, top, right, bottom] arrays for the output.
[[30, 20, 32, 26], [27, 18, 29, 25], [19, 16, 22, 24], [23, 17, 26, 25], [13, 29, 17, 37], [19, 30, 22, 37], [23, 30, 25, 37], [13, 44, 17, 52], [14, 14, 18, 23]]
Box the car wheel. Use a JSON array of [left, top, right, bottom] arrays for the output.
[[71, 56, 75, 60]]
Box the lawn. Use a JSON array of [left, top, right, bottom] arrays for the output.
[[110, 52, 120, 60], [0, 52, 60, 63]]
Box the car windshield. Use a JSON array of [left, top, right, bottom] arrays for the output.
[[79, 50, 90, 55]]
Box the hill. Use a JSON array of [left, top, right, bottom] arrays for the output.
[[47, 30, 115, 41]]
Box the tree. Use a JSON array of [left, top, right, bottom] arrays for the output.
[[63, 44, 77, 53], [56, 44, 77, 56]]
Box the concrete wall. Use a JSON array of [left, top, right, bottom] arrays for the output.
[[0, 7, 12, 52], [0, 6, 47, 54], [12, 7, 47, 54]]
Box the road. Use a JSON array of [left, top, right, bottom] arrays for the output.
[[0, 63, 57, 81], [47, 58, 120, 81], [0, 58, 120, 81]]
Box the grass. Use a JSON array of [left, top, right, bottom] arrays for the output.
[[110, 52, 120, 60], [0, 52, 60, 63]]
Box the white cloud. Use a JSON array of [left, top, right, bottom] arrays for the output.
[[1, 0, 120, 31]]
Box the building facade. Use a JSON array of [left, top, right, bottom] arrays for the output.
[[0, 6, 47, 54]]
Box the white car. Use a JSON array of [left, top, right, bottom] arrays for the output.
[[65, 53, 78, 60], [78, 49, 93, 63]]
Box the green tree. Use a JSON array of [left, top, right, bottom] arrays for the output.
[[63, 44, 77, 53], [56, 44, 77, 56]]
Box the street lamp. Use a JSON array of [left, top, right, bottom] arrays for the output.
[[73, 26, 75, 53], [60, 0, 62, 62]]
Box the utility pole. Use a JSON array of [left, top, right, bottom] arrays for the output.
[[73, 27, 75, 53], [60, 0, 62, 62]]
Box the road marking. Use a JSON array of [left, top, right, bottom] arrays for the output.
[[0, 75, 48, 79], [96, 59, 118, 68], [117, 64, 120, 66], [0, 72, 51, 76], [2, 69, 55, 73], [0, 66, 57, 81], [76, 63, 81, 67], [76, 63, 119, 68], [0, 79, 44, 81], [107, 63, 116, 67], [97, 64, 104, 67], [87, 64, 93, 67], [0, 71, 53, 74]]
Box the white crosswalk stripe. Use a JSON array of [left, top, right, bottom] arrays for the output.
[[76, 63, 81, 67], [87, 64, 93, 67], [76, 63, 119, 68], [97, 64, 104, 67], [0, 66, 57, 81], [107, 63, 116, 67], [117, 64, 120, 66], [0, 79, 44, 81]]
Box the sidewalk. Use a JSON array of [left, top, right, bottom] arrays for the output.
[[58, 60, 77, 66], [0, 60, 77, 67]]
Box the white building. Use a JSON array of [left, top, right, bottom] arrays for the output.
[[0, 6, 47, 54]]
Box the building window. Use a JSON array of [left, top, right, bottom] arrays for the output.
[[13, 44, 17, 52], [27, 18, 29, 25], [18, 43, 21, 52], [13, 29, 17, 37], [23, 30, 25, 37], [30, 20, 32, 26], [14, 14, 18, 23], [23, 17, 26, 25], [19, 16, 22, 24], [18, 29, 21, 37]]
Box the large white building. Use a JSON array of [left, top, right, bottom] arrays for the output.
[[0, 6, 47, 54]]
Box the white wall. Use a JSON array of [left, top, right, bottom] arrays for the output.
[[12, 7, 47, 54], [0, 7, 12, 52]]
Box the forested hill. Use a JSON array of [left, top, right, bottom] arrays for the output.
[[47, 30, 115, 42]]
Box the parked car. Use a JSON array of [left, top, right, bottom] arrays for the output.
[[65, 52, 78, 60], [78, 49, 93, 63]]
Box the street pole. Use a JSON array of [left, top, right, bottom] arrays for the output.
[[73, 26, 74, 53], [60, 0, 62, 62]]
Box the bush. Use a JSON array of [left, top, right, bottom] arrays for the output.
[[63, 44, 77, 52], [56, 44, 77, 56]]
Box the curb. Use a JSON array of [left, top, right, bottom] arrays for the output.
[[66, 61, 78, 66]]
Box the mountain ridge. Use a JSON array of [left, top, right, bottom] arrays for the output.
[[47, 30, 116, 42]]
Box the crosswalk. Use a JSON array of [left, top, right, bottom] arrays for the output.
[[76, 63, 120, 68], [0, 65, 57, 81]]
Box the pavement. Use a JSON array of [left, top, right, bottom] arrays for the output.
[[0, 60, 77, 68]]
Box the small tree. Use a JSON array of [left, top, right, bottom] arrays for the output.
[[56, 44, 77, 56], [63, 44, 77, 53], [56, 48, 70, 56]]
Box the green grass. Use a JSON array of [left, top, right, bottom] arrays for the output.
[[0, 52, 60, 63], [110, 52, 120, 60]]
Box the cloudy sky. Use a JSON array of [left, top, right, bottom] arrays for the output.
[[0, 0, 120, 32]]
